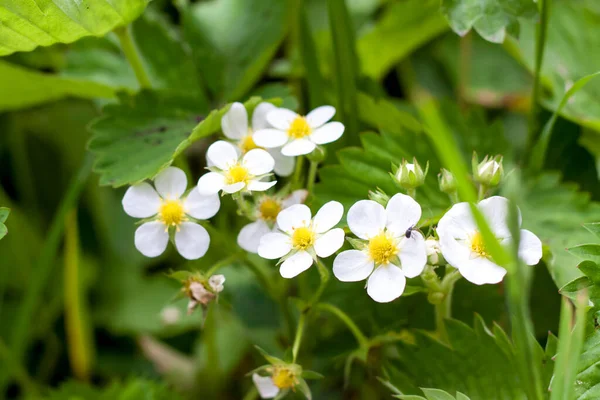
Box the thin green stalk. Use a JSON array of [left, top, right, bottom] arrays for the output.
[[292, 156, 305, 189], [308, 259, 330, 307], [477, 184, 487, 201], [315, 303, 368, 348], [306, 161, 319, 193], [406, 188, 416, 199], [430, 268, 461, 343], [204, 252, 244, 277], [0, 154, 93, 392], [64, 211, 92, 381], [0, 339, 37, 397], [115, 25, 152, 89], [292, 313, 307, 363], [524, 0, 550, 161], [551, 298, 574, 400]]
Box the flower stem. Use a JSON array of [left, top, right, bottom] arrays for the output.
[[205, 252, 244, 277], [292, 312, 306, 363], [407, 188, 417, 199], [114, 25, 152, 89], [423, 267, 462, 343], [292, 156, 305, 189], [315, 303, 368, 347], [477, 184, 487, 201], [308, 259, 330, 307], [306, 160, 319, 193], [236, 195, 254, 219]]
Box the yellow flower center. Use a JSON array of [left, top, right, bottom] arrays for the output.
[[271, 367, 297, 389], [259, 198, 282, 221], [292, 226, 315, 250], [368, 232, 398, 265], [240, 134, 260, 153], [159, 199, 186, 227], [225, 163, 250, 184], [470, 231, 488, 257], [288, 116, 311, 139]]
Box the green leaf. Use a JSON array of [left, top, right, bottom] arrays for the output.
[[584, 223, 600, 239], [179, 0, 291, 100], [441, 0, 537, 43], [0, 60, 115, 112], [254, 345, 285, 366], [575, 327, 600, 399], [385, 317, 546, 398], [0, 0, 149, 56], [579, 261, 600, 285], [49, 378, 185, 400], [0, 207, 9, 241], [88, 93, 276, 187], [569, 245, 600, 264], [421, 388, 462, 400], [560, 277, 594, 301], [301, 370, 324, 380], [357, 93, 422, 132], [357, 0, 449, 79]]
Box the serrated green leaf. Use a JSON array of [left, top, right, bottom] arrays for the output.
[[560, 277, 593, 301], [576, 328, 600, 399], [441, 0, 537, 43], [569, 245, 600, 264], [357, 93, 421, 132], [456, 393, 471, 400], [584, 223, 600, 239], [179, 0, 291, 100], [579, 261, 600, 285], [88, 93, 276, 187], [0, 0, 149, 56], [357, 0, 448, 79], [48, 378, 184, 400], [421, 388, 458, 400], [0, 60, 115, 111]]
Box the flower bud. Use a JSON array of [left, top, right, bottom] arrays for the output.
[[368, 188, 390, 207], [185, 274, 225, 314], [427, 291, 445, 305], [425, 238, 444, 266], [438, 168, 457, 194], [393, 158, 428, 190], [208, 274, 226, 292], [473, 154, 503, 187], [306, 145, 326, 163]]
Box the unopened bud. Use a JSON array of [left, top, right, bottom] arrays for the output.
[[427, 291, 445, 305], [306, 146, 326, 163], [368, 188, 390, 207], [393, 158, 428, 190], [438, 168, 457, 194], [425, 238, 445, 266], [473, 154, 503, 187], [208, 274, 226, 292]]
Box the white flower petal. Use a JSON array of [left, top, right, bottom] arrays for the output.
[[282, 189, 308, 208], [122, 183, 161, 218], [266, 108, 298, 130], [154, 167, 187, 199], [184, 190, 220, 220], [248, 180, 277, 192], [269, 148, 295, 177], [252, 374, 279, 399], [277, 204, 312, 234], [478, 196, 521, 239], [237, 220, 273, 253], [134, 221, 169, 258], [459, 256, 507, 285], [347, 200, 386, 239], [280, 250, 313, 278], [253, 129, 289, 148], [206, 140, 239, 170], [197, 172, 226, 195], [366, 264, 406, 303], [281, 139, 316, 156], [222, 182, 246, 194], [314, 228, 345, 257], [221, 102, 248, 140], [333, 250, 374, 282], [437, 202, 476, 240], [398, 231, 427, 278], [313, 201, 344, 233], [306, 105, 336, 128], [309, 122, 344, 145], [174, 222, 210, 260], [258, 232, 292, 259], [519, 229, 542, 265], [252, 102, 277, 131], [385, 193, 422, 237], [243, 149, 275, 175]]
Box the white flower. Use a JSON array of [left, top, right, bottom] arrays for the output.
[[257, 201, 345, 278], [122, 167, 219, 260], [222, 102, 295, 176], [197, 140, 277, 195], [332, 194, 427, 303], [252, 373, 280, 399], [237, 190, 308, 253], [437, 196, 543, 285], [253, 105, 344, 156]]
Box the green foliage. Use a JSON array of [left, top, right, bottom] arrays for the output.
[[48, 378, 184, 400], [0, 0, 149, 56], [396, 388, 472, 400], [441, 0, 537, 43], [0, 208, 9, 241], [88, 94, 276, 187], [576, 328, 600, 399]]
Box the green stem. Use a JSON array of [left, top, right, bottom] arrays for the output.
[[315, 303, 368, 347], [0, 155, 92, 392], [306, 160, 319, 193], [0, 339, 37, 397], [406, 188, 417, 199], [449, 192, 460, 204], [115, 25, 152, 89], [308, 259, 330, 307], [424, 267, 461, 343], [524, 0, 549, 161], [292, 156, 305, 189], [236, 195, 254, 220], [477, 184, 487, 201], [292, 313, 306, 363], [205, 252, 244, 277]]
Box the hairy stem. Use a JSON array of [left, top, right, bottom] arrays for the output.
[[308, 259, 330, 307], [315, 303, 368, 347], [115, 25, 152, 89]]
